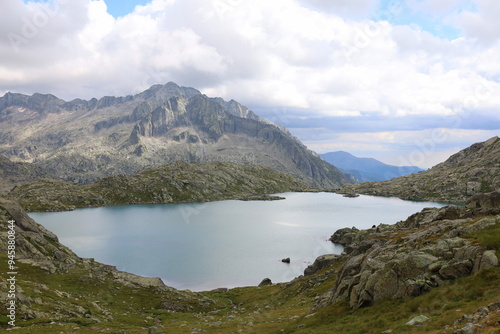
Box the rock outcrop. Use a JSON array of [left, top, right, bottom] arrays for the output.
[[314, 192, 500, 310], [338, 136, 500, 203]]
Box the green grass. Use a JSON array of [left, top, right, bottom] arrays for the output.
[[465, 220, 500, 258], [471, 222, 500, 250]]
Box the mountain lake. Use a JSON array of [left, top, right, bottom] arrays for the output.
[[29, 192, 447, 291]]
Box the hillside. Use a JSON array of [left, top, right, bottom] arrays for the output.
[[0, 83, 352, 188], [338, 136, 500, 203], [321, 151, 424, 182], [1, 192, 498, 333], [0, 155, 51, 194], [10, 161, 310, 212]]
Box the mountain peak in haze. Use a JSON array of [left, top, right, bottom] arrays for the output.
[[321, 151, 424, 182]]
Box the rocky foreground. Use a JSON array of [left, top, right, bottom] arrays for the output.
[[339, 136, 500, 203], [1, 191, 499, 333], [314, 192, 500, 310]]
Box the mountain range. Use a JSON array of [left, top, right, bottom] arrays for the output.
[[321, 151, 424, 182], [0, 82, 353, 189]]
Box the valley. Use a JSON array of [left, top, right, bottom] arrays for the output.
[[0, 84, 498, 333]]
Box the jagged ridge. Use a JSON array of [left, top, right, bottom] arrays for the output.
[[0, 82, 352, 188]]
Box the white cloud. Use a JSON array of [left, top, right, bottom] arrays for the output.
[[299, 0, 377, 19], [452, 0, 500, 44]]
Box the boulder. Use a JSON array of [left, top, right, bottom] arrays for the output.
[[406, 315, 429, 326], [304, 254, 341, 276], [329, 227, 361, 245], [148, 326, 164, 334], [258, 278, 273, 287], [477, 250, 499, 271]]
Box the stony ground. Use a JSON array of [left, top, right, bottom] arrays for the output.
[[1, 192, 499, 333]]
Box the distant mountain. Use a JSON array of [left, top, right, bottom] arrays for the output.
[[339, 136, 500, 203], [0, 82, 353, 188], [321, 151, 424, 182]]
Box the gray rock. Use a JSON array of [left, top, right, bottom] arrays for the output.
[[452, 323, 475, 334], [0, 83, 353, 189], [304, 254, 341, 276], [258, 278, 272, 287], [439, 260, 473, 279], [329, 227, 360, 245], [317, 193, 500, 310], [148, 327, 164, 334], [405, 315, 429, 326], [478, 250, 498, 271]]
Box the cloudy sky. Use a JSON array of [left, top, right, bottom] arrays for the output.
[[1, 0, 499, 168]]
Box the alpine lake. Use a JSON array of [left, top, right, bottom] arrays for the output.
[[29, 192, 446, 291]]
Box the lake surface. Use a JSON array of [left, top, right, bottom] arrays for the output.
[[29, 193, 446, 291]]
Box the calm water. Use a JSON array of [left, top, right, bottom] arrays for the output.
[[29, 193, 445, 291]]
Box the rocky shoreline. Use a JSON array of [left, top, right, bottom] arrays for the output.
[[312, 192, 500, 309]]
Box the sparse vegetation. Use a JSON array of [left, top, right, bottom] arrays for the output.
[[10, 161, 311, 212], [1, 193, 499, 333]]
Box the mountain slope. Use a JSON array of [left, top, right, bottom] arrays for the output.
[[0, 83, 352, 188], [10, 161, 310, 212], [321, 151, 424, 182], [0, 155, 51, 194], [338, 136, 500, 203]]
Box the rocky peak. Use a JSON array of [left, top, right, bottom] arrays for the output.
[[0, 92, 29, 111], [135, 82, 202, 102], [0, 92, 65, 114]]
